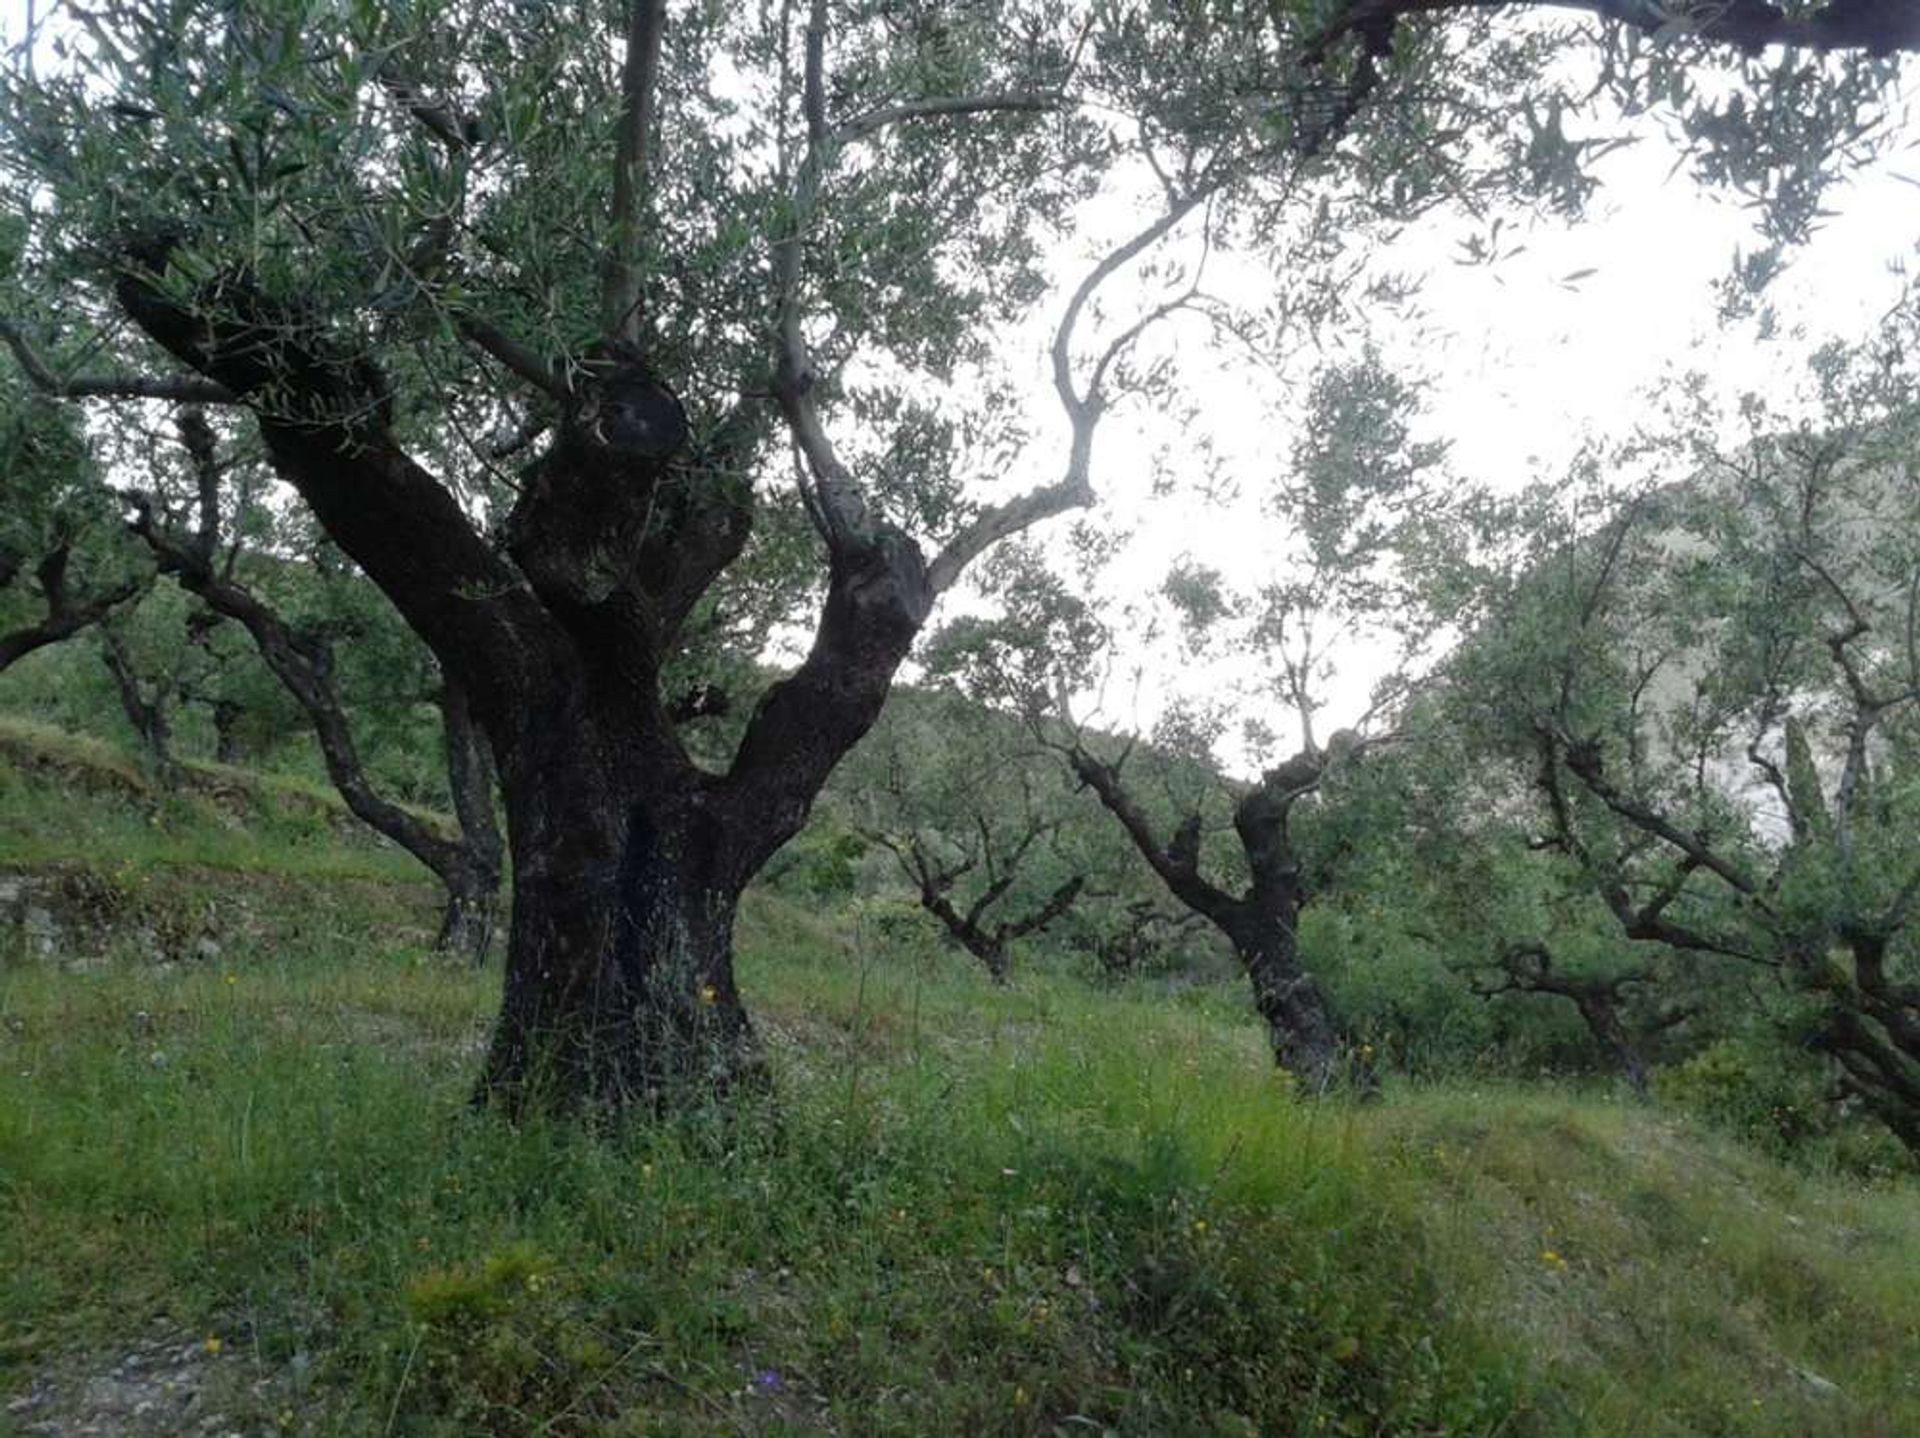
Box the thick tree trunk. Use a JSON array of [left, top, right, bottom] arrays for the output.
[[476, 759, 765, 1114], [111, 267, 941, 1122], [1574, 994, 1650, 1096], [1231, 916, 1346, 1093]]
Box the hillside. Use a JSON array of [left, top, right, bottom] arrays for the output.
[[1, 724, 1916, 1437]]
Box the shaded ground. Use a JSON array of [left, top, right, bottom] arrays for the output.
[[4, 1323, 299, 1438]]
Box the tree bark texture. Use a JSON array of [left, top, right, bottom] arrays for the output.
[[1068, 746, 1352, 1092], [114, 258, 931, 1112]]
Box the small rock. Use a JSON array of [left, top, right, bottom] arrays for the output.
[[1792, 1364, 1841, 1397]]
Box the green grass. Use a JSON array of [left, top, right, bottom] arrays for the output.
[[1, 727, 1916, 1435], [0, 715, 429, 884]]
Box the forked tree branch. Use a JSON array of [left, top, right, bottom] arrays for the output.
[[776, 0, 1082, 573], [771, 0, 881, 555], [455, 315, 570, 400], [0, 543, 146, 674], [377, 62, 482, 153], [924, 192, 1216, 596]]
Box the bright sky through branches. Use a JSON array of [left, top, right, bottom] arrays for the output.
[[1027, 86, 1919, 768], [3, 1, 1912, 771]]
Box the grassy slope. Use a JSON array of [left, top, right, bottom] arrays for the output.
[[0, 726, 1915, 1437]]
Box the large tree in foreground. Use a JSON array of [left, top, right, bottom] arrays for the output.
[[0, 2, 1909, 1112]]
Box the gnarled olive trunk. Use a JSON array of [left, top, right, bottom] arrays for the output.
[[1069, 744, 1360, 1094], [1231, 918, 1345, 1093], [115, 263, 939, 1120], [476, 735, 763, 1111]]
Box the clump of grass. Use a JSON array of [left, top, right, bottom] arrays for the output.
[[0, 719, 428, 884], [0, 717, 149, 798]]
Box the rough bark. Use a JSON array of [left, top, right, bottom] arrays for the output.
[[0, 543, 144, 675], [477, 420, 929, 1109], [111, 252, 944, 1109], [1066, 743, 1354, 1092], [478, 744, 763, 1110], [468, 502, 931, 1110]]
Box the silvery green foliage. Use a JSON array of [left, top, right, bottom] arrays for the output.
[[1447, 312, 1920, 1148], [2, 2, 1898, 552]]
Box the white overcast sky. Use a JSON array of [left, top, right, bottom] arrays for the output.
[[4, 3, 1914, 761], [994, 75, 1920, 762]]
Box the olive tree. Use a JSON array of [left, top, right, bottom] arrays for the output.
[[1453, 337, 1920, 1151], [0, 381, 145, 674], [940, 352, 1471, 1088], [0, 1, 1909, 1113]]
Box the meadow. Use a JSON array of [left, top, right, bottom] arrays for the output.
[[1, 727, 1916, 1436]]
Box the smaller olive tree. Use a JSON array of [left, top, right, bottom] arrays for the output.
[[1453, 338, 1920, 1152], [934, 353, 1475, 1089], [842, 686, 1136, 984], [0, 381, 146, 675]]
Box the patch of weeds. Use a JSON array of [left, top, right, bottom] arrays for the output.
[[396, 1243, 635, 1433]]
